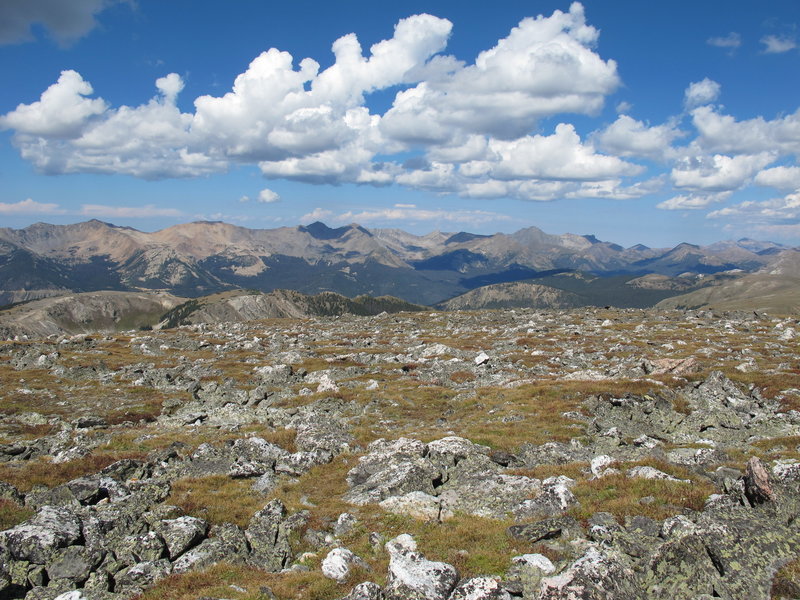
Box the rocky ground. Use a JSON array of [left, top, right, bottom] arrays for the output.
[[0, 307, 798, 599]]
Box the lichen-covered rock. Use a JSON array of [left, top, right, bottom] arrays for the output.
[[384, 534, 458, 600], [2, 506, 82, 564], [44, 546, 103, 584], [503, 554, 556, 596], [152, 516, 208, 560], [508, 516, 581, 545], [448, 576, 511, 600], [338, 581, 384, 600], [171, 538, 227, 573], [114, 559, 172, 594], [345, 457, 440, 506], [425, 436, 489, 472], [379, 492, 441, 521], [111, 531, 166, 565], [246, 500, 294, 572], [439, 473, 540, 520], [538, 546, 640, 599]]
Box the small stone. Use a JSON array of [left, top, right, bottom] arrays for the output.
[[744, 456, 775, 505]]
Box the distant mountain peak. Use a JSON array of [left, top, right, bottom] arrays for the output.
[[299, 221, 372, 240], [444, 232, 491, 245]]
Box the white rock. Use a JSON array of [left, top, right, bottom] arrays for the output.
[[512, 553, 556, 574], [385, 533, 417, 555], [316, 373, 340, 393], [590, 455, 616, 477], [53, 593, 89, 600], [474, 352, 490, 366], [449, 576, 511, 599], [321, 547, 367, 583], [380, 491, 441, 521], [385, 534, 459, 600], [626, 466, 688, 482]]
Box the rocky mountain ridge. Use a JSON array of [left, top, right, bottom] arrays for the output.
[[0, 289, 426, 340], [1, 220, 793, 306]]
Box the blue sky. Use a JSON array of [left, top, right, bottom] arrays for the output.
[[1, 0, 799, 247]]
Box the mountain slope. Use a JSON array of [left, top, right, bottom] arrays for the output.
[[436, 281, 583, 310], [159, 289, 428, 327], [0, 291, 185, 338], [655, 250, 800, 314]]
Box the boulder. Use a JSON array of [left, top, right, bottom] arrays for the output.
[[384, 535, 458, 600], [2, 506, 82, 564], [246, 500, 293, 572], [448, 576, 511, 600], [152, 516, 208, 560], [321, 548, 368, 583]]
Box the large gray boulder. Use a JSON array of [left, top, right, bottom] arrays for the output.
[[246, 499, 307, 572], [2, 506, 82, 564], [152, 516, 208, 560]]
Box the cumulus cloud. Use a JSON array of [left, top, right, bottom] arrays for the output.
[[761, 34, 797, 54], [0, 4, 651, 204], [257, 188, 280, 203], [0, 70, 107, 137], [468, 124, 643, 181], [754, 165, 800, 190], [595, 115, 684, 161], [684, 78, 721, 109], [690, 105, 800, 156], [0, 198, 63, 215], [657, 191, 732, 211], [381, 2, 619, 143], [80, 204, 183, 218], [671, 152, 776, 192], [0, 0, 124, 46], [707, 32, 741, 50]]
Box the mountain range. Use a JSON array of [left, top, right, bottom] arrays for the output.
[[0, 219, 797, 310]]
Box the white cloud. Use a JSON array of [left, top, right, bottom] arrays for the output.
[[691, 105, 800, 156], [707, 32, 741, 49], [0, 70, 107, 137], [257, 188, 280, 203], [0, 198, 63, 215], [684, 78, 721, 109], [468, 124, 643, 181], [671, 152, 776, 192], [594, 115, 684, 161], [0, 5, 650, 203], [754, 166, 800, 190], [80, 204, 183, 218], [0, 0, 124, 46], [155, 73, 184, 103], [657, 191, 732, 210], [380, 2, 619, 143], [239, 195, 251, 203], [615, 101, 633, 114], [761, 34, 797, 54], [300, 208, 334, 223], [708, 191, 800, 223], [333, 206, 511, 226]]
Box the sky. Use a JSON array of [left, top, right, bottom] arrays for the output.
[[0, 0, 799, 248]]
